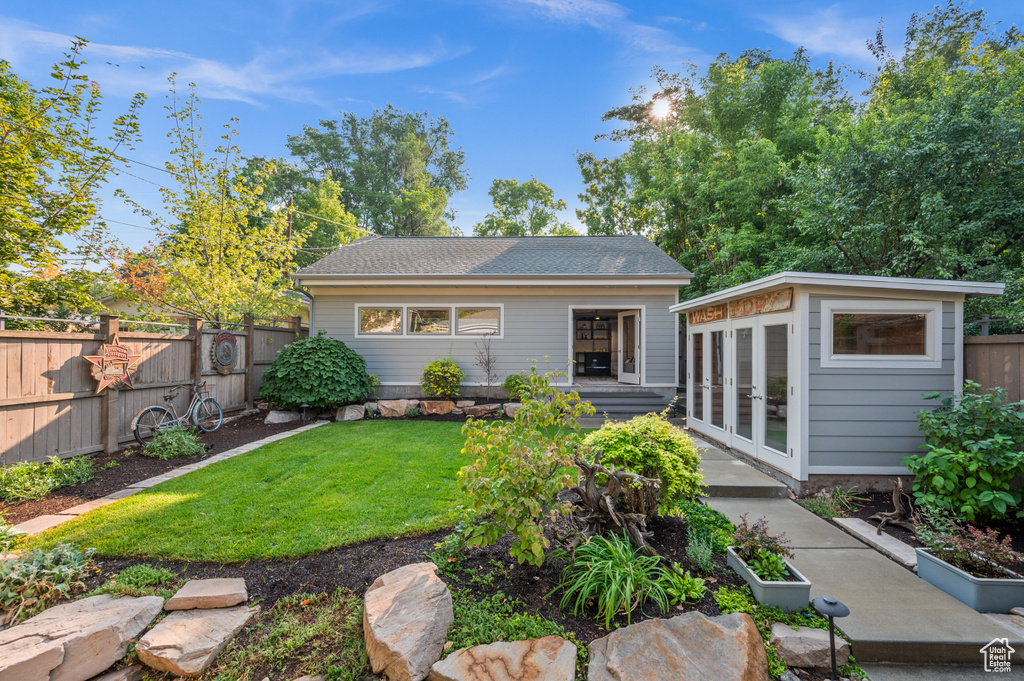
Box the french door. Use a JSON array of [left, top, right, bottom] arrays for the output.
[[690, 321, 729, 441], [731, 316, 792, 471], [618, 310, 641, 384]]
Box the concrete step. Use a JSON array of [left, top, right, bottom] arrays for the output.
[[697, 443, 790, 499]]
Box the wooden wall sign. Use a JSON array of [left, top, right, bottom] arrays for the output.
[[729, 288, 794, 319], [212, 332, 239, 375], [687, 304, 727, 325], [83, 334, 142, 391]]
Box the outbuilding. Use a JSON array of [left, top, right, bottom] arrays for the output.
[[669, 272, 1004, 492]]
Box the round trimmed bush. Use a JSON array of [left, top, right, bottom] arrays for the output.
[[420, 357, 465, 400], [259, 331, 371, 409], [582, 413, 703, 503], [501, 372, 529, 401]]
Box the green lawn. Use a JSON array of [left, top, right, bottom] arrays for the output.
[[32, 421, 472, 562]]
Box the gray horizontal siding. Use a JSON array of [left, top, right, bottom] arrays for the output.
[[312, 289, 678, 386], [807, 295, 956, 469]]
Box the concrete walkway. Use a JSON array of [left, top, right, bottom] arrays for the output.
[[695, 438, 1024, 666], [12, 420, 329, 537]]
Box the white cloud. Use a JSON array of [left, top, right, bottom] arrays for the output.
[[761, 6, 877, 62]]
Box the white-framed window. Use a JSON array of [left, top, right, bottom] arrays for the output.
[[819, 299, 943, 369], [356, 304, 503, 338]]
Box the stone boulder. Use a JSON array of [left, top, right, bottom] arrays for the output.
[[379, 400, 420, 418], [165, 578, 248, 611], [769, 623, 849, 669], [421, 401, 454, 415], [455, 400, 475, 408], [0, 594, 163, 681], [588, 612, 768, 681], [364, 562, 454, 681], [264, 410, 300, 424], [337, 405, 366, 422], [90, 665, 146, 681], [451, 408, 464, 416], [136, 605, 258, 676], [464, 404, 500, 418], [503, 403, 522, 419], [428, 636, 576, 681]]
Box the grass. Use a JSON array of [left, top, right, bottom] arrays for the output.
[[87, 564, 181, 600], [31, 421, 472, 561]]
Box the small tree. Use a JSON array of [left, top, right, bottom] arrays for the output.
[[474, 333, 499, 401], [458, 368, 595, 565]]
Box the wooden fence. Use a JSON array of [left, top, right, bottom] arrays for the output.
[[964, 334, 1024, 402], [1, 316, 306, 465]]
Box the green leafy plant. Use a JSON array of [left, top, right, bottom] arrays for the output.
[[0, 521, 19, 553], [420, 356, 465, 400], [427, 506, 475, 574], [89, 564, 178, 598], [366, 374, 381, 400], [917, 507, 1023, 578], [672, 499, 735, 554], [259, 331, 371, 409], [732, 514, 794, 563], [685, 534, 716, 573], [0, 544, 95, 625], [501, 372, 530, 401], [582, 413, 703, 504], [747, 552, 790, 581], [143, 425, 205, 460], [907, 381, 1024, 520], [458, 367, 594, 565], [405, 407, 420, 418], [799, 487, 866, 520], [551, 533, 670, 629], [0, 455, 95, 503], [659, 564, 706, 604]]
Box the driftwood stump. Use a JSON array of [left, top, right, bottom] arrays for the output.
[[869, 478, 918, 534], [562, 451, 663, 553]]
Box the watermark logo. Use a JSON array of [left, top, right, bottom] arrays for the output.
[[981, 638, 1014, 673]]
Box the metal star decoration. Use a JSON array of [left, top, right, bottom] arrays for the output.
[[83, 334, 143, 392]]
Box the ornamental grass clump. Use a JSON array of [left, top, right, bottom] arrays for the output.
[[259, 331, 372, 409], [582, 413, 703, 504]]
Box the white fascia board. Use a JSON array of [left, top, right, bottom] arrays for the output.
[[669, 272, 1004, 313], [300, 277, 691, 288]]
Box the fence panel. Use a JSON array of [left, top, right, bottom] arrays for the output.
[[964, 334, 1024, 403]]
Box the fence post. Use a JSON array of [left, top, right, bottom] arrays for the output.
[[291, 316, 301, 336], [189, 317, 203, 387], [100, 315, 120, 454], [244, 314, 255, 410]]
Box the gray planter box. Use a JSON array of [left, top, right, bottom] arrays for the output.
[[916, 548, 1024, 613], [726, 546, 812, 613]]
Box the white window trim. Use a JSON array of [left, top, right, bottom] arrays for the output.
[[819, 299, 942, 369], [354, 303, 504, 339]]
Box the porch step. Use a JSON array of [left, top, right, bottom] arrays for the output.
[[574, 390, 672, 419]]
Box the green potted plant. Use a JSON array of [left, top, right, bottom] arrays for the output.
[[726, 514, 811, 612], [915, 509, 1024, 613]]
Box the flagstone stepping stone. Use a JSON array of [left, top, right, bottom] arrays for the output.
[[136, 604, 258, 677], [364, 562, 454, 681], [428, 635, 576, 681], [769, 623, 849, 669], [90, 665, 146, 681], [165, 578, 248, 611], [0, 594, 163, 681], [588, 612, 769, 681]]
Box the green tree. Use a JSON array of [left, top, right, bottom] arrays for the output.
[[473, 177, 578, 236], [119, 78, 302, 322], [286, 105, 468, 236], [0, 39, 144, 317]]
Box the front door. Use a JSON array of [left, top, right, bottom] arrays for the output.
[[730, 317, 792, 471], [689, 322, 729, 441], [617, 310, 641, 384]]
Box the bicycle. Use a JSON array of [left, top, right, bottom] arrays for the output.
[[132, 381, 223, 445]]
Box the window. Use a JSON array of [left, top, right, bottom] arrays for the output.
[[360, 308, 402, 334], [355, 304, 503, 338], [409, 308, 451, 334], [456, 308, 500, 335], [819, 299, 941, 368]]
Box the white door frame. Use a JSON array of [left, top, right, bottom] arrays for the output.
[[702, 320, 731, 444], [567, 306, 646, 385], [755, 314, 794, 473], [617, 310, 641, 384]]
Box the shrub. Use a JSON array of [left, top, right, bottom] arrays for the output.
[[672, 499, 735, 554], [907, 381, 1024, 520], [0, 544, 95, 624], [686, 535, 716, 573], [420, 357, 465, 400], [143, 425, 205, 460], [917, 507, 1023, 577], [552, 533, 671, 629], [459, 367, 594, 565], [582, 413, 702, 504], [501, 372, 530, 401], [0, 455, 95, 503], [732, 514, 794, 563], [259, 331, 371, 409]]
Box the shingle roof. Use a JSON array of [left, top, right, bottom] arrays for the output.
[[295, 235, 691, 280]]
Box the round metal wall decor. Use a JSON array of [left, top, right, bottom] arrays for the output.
[[212, 332, 238, 374]]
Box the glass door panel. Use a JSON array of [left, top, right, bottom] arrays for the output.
[[735, 327, 754, 441], [710, 330, 725, 429], [691, 332, 704, 421], [764, 324, 788, 453]]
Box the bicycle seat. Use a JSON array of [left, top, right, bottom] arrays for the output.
[[195, 380, 207, 389]]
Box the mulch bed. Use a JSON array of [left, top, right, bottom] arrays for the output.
[[1, 412, 309, 525]]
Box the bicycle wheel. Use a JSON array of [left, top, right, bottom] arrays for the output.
[[194, 398, 223, 432], [133, 406, 175, 446]]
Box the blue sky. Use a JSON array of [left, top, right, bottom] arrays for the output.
[[3, 1, 1022, 253]]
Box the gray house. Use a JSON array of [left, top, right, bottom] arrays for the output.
[[296, 235, 692, 405], [670, 272, 1003, 492]]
